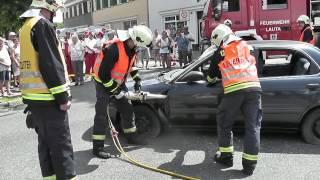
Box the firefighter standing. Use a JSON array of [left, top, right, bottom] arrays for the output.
[[297, 15, 315, 45], [20, 0, 76, 179], [207, 24, 262, 176], [92, 25, 153, 159]]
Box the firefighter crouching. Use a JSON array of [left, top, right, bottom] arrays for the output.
[[92, 25, 153, 159], [19, 1, 76, 179], [297, 15, 315, 45], [207, 24, 262, 176]]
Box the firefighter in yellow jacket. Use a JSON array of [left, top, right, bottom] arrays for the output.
[[20, 1, 76, 179]]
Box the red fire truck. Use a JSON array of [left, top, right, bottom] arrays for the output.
[[201, 0, 320, 44]]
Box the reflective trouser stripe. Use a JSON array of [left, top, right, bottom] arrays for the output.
[[93, 75, 102, 83], [43, 174, 56, 180], [123, 126, 137, 133], [242, 153, 258, 161], [22, 93, 55, 101], [49, 84, 70, 95], [131, 73, 139, 80], [92, 135, 106, 140], [224, 82, 261, 94], [219, 146, 234, 153]]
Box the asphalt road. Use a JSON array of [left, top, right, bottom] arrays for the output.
[[1, 80, 320, 180]]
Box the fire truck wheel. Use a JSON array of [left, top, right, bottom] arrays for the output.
[[122, 105, 161, 143], [301, 109, 320, 145]]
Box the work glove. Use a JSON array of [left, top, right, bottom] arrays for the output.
[[206, 76, 217, 87], [24, 106, 34, 129], [114, 91, 127, 99], [134, 81, 141, 92]]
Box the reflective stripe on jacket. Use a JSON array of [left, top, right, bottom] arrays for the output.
[[93, 40, 136, 86], [20, 17, 70, 101], [299, 26, 315, 45], [218, 41, 261, 94]]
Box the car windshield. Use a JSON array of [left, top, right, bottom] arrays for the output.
[[162, 45, 217, 81]]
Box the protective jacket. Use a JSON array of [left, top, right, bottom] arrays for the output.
[[93, 39, 140, 93], [20, 17, 70, 105], [300, 25, 315, 45], [208, 40, 261, 94]]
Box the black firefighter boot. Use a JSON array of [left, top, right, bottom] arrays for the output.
[[214, 151, 233, 167], [92, 141, 111, 159], [242, 159, 257, 176]]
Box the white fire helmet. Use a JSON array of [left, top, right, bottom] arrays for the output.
[[223, 19, 232, 27], [211, 24, 233, 47], [128, 25, 153, 47], [30, 0, 62, 12], [297, 15, 310, 25]]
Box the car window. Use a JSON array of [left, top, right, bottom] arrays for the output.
[[256, 49, 319, 77]]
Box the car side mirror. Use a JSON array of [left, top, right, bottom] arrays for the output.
[[180, 71, 204, 83]]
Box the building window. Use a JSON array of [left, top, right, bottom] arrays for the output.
[[123, 20, 137, 30], [70, 7, 74, 17], [83, 2, 88, 13], [120, 0, 128, 3], [110, 0, 117, 6], [102, 0, 109, 8], [164, 15, 187, 33], [79, 3, 83, 15], [73, 5, 77, 16], [222, 0, 240, 12], [262, 0, 288, 10], [96, 0, 101, 10]]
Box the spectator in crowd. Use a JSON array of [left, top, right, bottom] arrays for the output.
[[0, 37, 12, 96], [174, 29, 189, 67], [137, 46, 150, 69], [183, 26, 195, 63], [63, 32, 73, 76], [152, 30, 161, 66], [157, 31, 171, 68], [11, 38, 20, 88], [84, 32, 97, 76], [7, 32, 17, 49], [94, 31, 104, 54], [69, 34, 85, 86]]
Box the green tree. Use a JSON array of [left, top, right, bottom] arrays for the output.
[[0, 0, 32, 36]]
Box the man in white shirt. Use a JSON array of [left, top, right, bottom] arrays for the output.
[[84, 31, 97, 75], [183, 26, 195, 63]]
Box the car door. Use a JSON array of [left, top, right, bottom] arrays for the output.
[[258, 49, 320, 128], [167, 57, 224, 127]]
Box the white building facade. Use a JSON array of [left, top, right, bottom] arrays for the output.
[[148, 0, 206, 48]]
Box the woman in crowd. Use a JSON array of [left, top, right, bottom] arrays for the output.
[[69, 34, 85, 85], [157, 31, 171, 68], [11, 38, 20, 88], [152, 30, 161, 66], [0, 37, 12, 96]]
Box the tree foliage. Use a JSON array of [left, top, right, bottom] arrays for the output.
[[0, 0, 32, 37]]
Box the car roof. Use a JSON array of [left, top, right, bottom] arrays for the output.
[[247, 40, 314, 50]]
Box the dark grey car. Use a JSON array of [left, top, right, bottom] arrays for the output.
[[109, 40, 320, 145]]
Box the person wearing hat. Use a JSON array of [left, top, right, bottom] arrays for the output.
[[19, 0, 76, 179], [297, 15, 315, 45], [91, 25, 153, 159], [207, 24, 262, 176]]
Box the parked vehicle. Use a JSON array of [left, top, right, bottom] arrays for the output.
[[109, 40, 320, 145], [201, 0, 320, 43]]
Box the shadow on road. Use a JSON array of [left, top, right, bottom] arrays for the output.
[[78, 125, 320, 179]]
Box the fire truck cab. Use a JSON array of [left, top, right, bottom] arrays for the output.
[[201, 0, 320, 44]]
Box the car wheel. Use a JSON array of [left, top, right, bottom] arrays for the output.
[[121, 105, 161, 143], [301, 109, 320, 145]]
